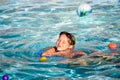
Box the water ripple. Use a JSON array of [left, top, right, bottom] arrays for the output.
[[0, 0, 120, 80]]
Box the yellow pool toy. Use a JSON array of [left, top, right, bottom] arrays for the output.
[[39, 56, 48, 62]]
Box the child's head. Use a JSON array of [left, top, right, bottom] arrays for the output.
[[56, 31, 76, 51]]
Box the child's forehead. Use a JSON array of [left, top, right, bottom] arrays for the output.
[[59, 34, 68, 38]]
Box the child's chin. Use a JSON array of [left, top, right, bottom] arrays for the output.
[[57, 48, 64, 51]]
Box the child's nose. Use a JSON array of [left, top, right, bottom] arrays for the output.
[[59, 41, 63, 46]]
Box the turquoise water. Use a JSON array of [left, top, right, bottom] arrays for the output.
[[0, 0, 120, 80]]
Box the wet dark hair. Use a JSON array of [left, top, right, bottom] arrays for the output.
[[59, 31, 76, 45]]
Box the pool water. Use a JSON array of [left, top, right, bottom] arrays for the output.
[[0, 0, 120, 80]]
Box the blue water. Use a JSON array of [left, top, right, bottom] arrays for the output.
[[0, 0, 120, 80]]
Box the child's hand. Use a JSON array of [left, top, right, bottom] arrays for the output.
[[109, 52, 117, 56], [42, 52, 51, 56]]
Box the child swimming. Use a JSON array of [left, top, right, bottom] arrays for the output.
[[42, 31, 87, 58]]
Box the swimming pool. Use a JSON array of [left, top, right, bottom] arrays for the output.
[[0, 0, 120, 80]]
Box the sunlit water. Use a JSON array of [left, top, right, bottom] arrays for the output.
[[0, 0, 120, 80]]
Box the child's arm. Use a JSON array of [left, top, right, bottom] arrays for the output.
[[42, 47, 71, 57], [50, 50, 87, 58], [42, 47, 55, 56], [48, 48, 72, 57], [69, 50, 87, 58], [42, 48, 72, 57]]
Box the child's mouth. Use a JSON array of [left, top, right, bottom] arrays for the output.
[[58, 44, 62, 47]]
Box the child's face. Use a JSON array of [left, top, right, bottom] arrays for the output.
[[56, 34, 72, 51]]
